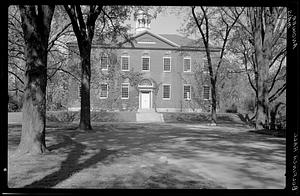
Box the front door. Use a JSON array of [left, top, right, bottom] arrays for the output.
[[141, 92, 150, 109]]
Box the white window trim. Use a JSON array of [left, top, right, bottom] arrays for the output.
[[100, 83, 108, 99], [141, 56, 150, 72], [163, 56, 171, 72], [100, 54, 109, 71], [162, 84, 171, 100], [183, 57, 192, 72], [183, 84, 191, 100], [121, 55, 130, 71], [121, 83, 129, 99], [203, 85, 211, 100], [78, 85, 81, 98], [203, 58, 209, 74]]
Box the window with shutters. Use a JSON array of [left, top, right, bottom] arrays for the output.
[[203, 85, 210, 100], [184, 85, 191, 100], [163, 57, 171, 72], [142, 56, 150, 71], [100, 83, 108, 99], [162, 84, 171, 100], [121, 83, 129, 99], [183, 57, 191, 72], [121, 56, 130, 71], [100, 55, 108, 70]]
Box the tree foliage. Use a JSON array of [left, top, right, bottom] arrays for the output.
[[63, 5, 133, 130], [181, 6, 244, 124], [8, 5, 75, 111], [227, 7, 286, 129]]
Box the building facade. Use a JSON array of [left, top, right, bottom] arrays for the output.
[[67, 10, 220, 113]]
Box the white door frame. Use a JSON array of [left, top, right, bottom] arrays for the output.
[[139, 89, 153, 109]]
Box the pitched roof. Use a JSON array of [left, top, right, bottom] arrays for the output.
[[132, 30, 180, 47], [159, 34, 204, 48], [68, 31, 218, 50]]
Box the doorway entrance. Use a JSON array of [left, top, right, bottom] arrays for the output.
[[138, 78, 155, 111], [141, 91, 151, 109]]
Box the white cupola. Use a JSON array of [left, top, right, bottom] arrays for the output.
[[135, 9, 151, 34]]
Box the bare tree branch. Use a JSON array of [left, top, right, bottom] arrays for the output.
[[214, 7, 244, 82], [191, 6, 206, 44], [8, 70, 24, 84], [269, 48, 286, 68], [64, 5, 83, 41], [75, 5, 86, 32], [8, 88, 24, 93], [269, 83, 286, 103], [47, 67, 80, 82], [200, 6, 209, 42], [8, 62, 25, 72], [268, 54, 286, 93], [48, 23, 72, 51]]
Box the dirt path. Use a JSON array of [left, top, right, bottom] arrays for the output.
[[8, 122, 285, 189]]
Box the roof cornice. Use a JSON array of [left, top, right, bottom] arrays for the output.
[[131, 30, 180, 48]]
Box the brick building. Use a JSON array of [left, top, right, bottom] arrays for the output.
[[67, 10, 221, 113]]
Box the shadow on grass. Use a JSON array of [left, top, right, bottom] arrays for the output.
[[23, 134, 116, 188], [249, 129, 286, 138], [88, 123, 285, 188], [8, 122, 285, 188], [106, 164, 225, 189]]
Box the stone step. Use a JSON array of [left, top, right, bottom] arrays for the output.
[[136, 112, 164, 123], [137, 108, 156, 113]]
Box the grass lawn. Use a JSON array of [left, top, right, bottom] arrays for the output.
[[7, 121, 285, 189]]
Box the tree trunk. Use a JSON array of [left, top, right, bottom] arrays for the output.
[[270, 102, 283, 130], [252, 7, 272, 130], [18, 71, 48, 154], [205, 44, 217, 124], [211, 80, 217, 124], [16, 5, 54, 155], [78, 43, 92, 130]]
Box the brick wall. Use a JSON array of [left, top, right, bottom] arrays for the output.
[[66, 44, 219, 112]]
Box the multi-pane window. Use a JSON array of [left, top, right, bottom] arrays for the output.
[[183, 57, 191, 72], [100, 83, 108, 99], [203, 59, 209, 73], [162, 84, 171, 100], [100, 55, 108, 70], [121, 83, 129, 99], [184, 85, 191, 100], [142, 56, 150, 71], [203, 85, 210, 100], [163, 57, 171, 72], [121, 56, 129, 71]]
